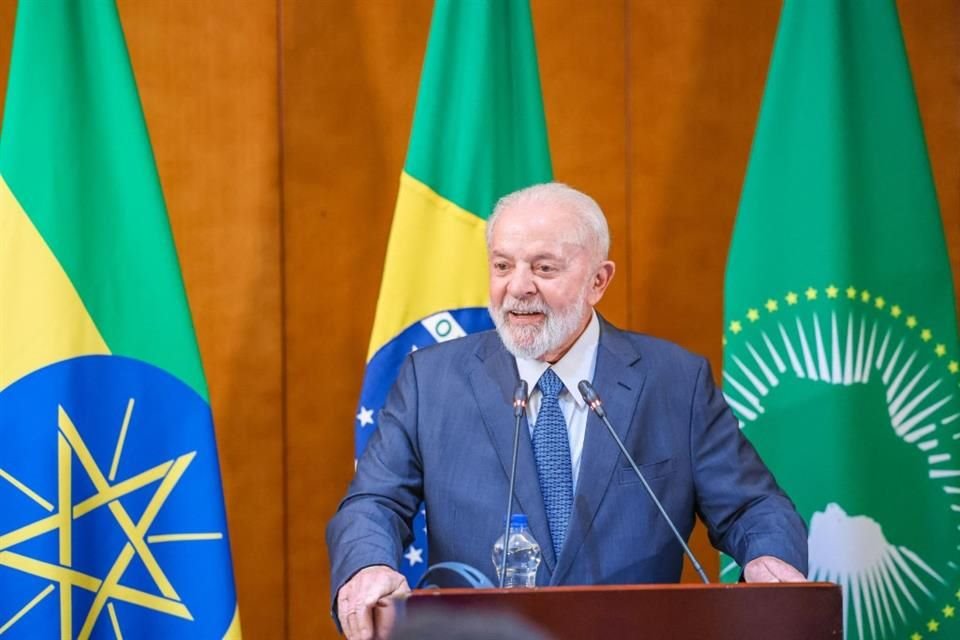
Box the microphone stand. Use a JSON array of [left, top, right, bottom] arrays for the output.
[[499, 380, 528, 588]]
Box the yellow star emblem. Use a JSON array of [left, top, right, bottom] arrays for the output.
[[730, 320, 742, 335], [944, 604, 956, 618], [927, 619, 939, 632], [0, 403, 220, 637], [907, 316, 918, 329], [785, 292, 799, 305], [765, 299, 778, 313], [874, 296, 885, 309], [912, 633, 923, 640], [805, 287, 817, 301], [746, 308, 760, 322], [825, 284, 839, 298], [860, 290, 871, 303], [921, 329, 933, 342], [935, 344, 947, 357], [846, 286, 857, 299], [722, 335, 727, 346], [891, 305, 902, 318], [949, 361, 959, 374]]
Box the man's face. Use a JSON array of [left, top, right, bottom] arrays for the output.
[[487, 199, 613, 362]]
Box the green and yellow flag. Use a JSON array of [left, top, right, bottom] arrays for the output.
[[723, 2, 959, 638], [354, 0, 552, 586], [0, 3, 240, 637]]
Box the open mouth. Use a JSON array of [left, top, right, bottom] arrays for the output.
[[508, 310, 545, 322]]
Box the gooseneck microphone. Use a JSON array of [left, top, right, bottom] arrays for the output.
[[498, 380, 529, 588], [578, 380, 710, 584]]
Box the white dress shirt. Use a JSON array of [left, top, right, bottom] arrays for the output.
[[514, 311, 600, 492]]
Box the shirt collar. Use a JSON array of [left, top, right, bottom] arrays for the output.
[[515, 311, 600, 407]]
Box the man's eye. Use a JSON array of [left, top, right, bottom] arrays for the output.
[[493, 262, 509, 272]]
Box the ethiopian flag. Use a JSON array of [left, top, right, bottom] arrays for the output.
[[354, 0, 552, 587], [722, 2, 960, 639], [0, 3, 240, 638]]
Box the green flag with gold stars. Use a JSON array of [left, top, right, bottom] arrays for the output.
[[722, 2, 960, 639]]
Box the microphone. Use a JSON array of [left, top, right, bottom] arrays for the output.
[[498, 380, 528, 588], [578, 380, 710, 583]]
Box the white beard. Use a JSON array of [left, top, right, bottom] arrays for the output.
[[490, 288, 590, 361]]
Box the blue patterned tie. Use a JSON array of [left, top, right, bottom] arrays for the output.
[[532, 368, 574, 558]]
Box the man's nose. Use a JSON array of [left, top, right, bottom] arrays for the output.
[[506, 266, 536, 298]]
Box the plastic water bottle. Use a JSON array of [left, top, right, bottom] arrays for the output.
[[491, 513, 541, 588]]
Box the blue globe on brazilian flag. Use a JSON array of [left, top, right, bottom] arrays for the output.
[[0, 3, 239, 638], [723, 3, 959, 640], [354, 0, 552, 587]]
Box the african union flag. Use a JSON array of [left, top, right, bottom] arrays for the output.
[[722, 2, 960, 639], [0, 3, 239, 638], [354, 0, 552, 586]]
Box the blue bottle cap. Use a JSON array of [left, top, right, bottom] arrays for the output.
[[510, 513, 528, 527]]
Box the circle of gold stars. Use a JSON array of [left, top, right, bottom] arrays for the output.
[[909, 588, 959, 639], [724, 284, 960, 386]]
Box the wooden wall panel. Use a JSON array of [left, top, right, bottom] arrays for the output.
[[118, 2, 285, 638], [626, 1, 781, 364], [280, 1, 433, 637], [533, 0, 629, 328], [900, 0, 960, 316], [0, 2, 11, 102]]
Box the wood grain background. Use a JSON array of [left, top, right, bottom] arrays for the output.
[[0, 2, 954, 638]]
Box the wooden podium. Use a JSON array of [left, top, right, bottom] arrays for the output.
[[405, 583, 842, 639]]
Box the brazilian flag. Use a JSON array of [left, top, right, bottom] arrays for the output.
[[0, 3, 240, 638], [355, 0, 552, 586], [722, 2, 960, 639]]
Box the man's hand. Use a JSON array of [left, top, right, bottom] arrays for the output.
[[743, 555, 807, 583], [337, 565, 410, 640]]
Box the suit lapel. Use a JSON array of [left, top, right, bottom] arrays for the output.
[[552, 319, 646, 584], [468, 334, 556, 574]]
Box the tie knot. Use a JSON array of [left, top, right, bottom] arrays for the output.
[[538, 368, 564, 399]]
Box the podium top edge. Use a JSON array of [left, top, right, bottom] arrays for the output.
[[409, 582, 839, 598]]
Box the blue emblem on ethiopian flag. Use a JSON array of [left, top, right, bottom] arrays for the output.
[[0, 357, 235, 638], [353, 0, 552, 587], [0, 2, 239, 637]]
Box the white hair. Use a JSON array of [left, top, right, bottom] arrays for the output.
[[486, 182, 610, 261]]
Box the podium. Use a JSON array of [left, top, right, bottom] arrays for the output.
[[405, 583, 842, 639]]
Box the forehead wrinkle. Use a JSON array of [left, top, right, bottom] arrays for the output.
[[517, 219, 590, 258]]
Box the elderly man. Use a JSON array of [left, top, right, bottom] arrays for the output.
[[327, 183, 807, 640]]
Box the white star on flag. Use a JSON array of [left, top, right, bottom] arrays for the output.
[[404, 545, 424, 566], [356, 407, 374, 427]]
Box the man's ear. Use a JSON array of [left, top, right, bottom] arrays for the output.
[[588, 260, 616, 305]]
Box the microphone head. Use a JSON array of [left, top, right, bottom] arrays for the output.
[[578, 380, 598, 403], [513, 380, 528, 417], [578, 380, 606, 418]]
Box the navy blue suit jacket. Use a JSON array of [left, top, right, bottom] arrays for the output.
[[327, 319, 807, 604]]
